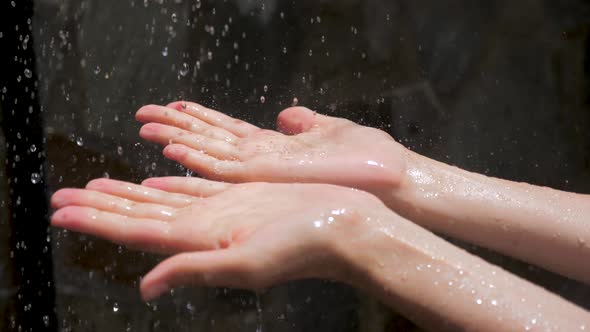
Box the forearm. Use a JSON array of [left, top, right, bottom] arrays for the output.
[[384, 150, 590, 284], [336, 209, 590, 331]]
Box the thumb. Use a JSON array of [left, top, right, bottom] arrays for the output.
[[276, 107, 334, 135], [140, 249, 261, 301]]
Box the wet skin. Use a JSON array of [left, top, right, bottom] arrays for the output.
[[51, 177, 590, 331], [136, 102, 407, 192], [48, 101, 590, 331], [136, 102, 590, 285]]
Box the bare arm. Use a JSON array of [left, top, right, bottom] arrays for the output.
[[384, 150, 590, 284], [337, 206, 590, 332], [339, 206, 590, 331], [50, 177, 590, 331], [135, 102, 590, 283]]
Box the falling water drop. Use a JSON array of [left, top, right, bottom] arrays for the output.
[[24, 68, 32, 78], [171, 13, 178, 23], [29, 144, 36, 153], [178, 62, 189, 77], [161, 47, 168, 57], [263, 85, 268, 93], [260, 96, 266, 104], [31, 173, 41, 184], [113, 302, 119, 313], [292, 97, 299, 106], [117, 146, 123, 156], [76, 136, 84, 147]]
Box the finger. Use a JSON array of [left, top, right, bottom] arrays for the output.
[[136, 104, 238, 142], [51, 206, 173, 253], [163, 144, 247, 181], [51, 188, 177, 221], [277, 107, 339, 135], [167, 101, 260, 138], [85, 178, 194, 207], [140, 123, 240, 160], [141, 177, 230, 197], [140, 249, 262, 301]]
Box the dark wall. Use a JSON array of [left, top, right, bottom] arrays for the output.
[[1, 0, 589, 331]]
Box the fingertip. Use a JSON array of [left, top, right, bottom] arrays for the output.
[[141, 177, 162, 187], [135, 104, 158, 122], [50, 189, 69, 208], [50, 206, 80, 227], [85, 178, 107, 190], [165, 101, 185, 110], [139, 123, 158, 138], [277, 107, 315, 135], [140, 275, 170, 302], [163, 144, 190, 160]]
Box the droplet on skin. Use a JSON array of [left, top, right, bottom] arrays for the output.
[[367, 160, 385, 168]]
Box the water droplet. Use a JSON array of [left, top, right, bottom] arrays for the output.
[[42, 315, 49, 327], [29, 144, 36, 153], [171, 13, 178, 23], [31, 172, 41, 184], [260, 96, 266, 104], [161, 47, 168, 57], [76, 136, 84, 147], [117, 146, 123, 156], [93, 66, 101, 75], [292, 97, 299, 106], [178, 62, 189, 77], [475, 299, 483, 305], [113, 302, 119, 312], [24, 68, 32, 79]]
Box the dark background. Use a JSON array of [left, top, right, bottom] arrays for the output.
[[1, 0, 589, 331]]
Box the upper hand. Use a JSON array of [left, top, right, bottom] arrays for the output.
[[136, 102, 407, 193]]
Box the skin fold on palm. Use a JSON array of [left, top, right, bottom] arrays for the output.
[[136, 102, 407, 193], [50, 177, 386, 301]]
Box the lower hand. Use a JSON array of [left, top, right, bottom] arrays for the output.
[[50, 177, 386, 300]]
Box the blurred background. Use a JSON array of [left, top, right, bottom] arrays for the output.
[[1, 0, 589, 331]]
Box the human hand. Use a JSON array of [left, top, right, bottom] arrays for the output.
[[50, 177, 386, 301], [136, 102, 408, 194]]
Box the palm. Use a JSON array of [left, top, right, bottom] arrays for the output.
[[50, 178, 374, 298], [136, 102, 406, 192]]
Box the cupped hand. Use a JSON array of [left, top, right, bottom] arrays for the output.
[[136, 102, 408, 193], [50, 177, 383, 300]]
